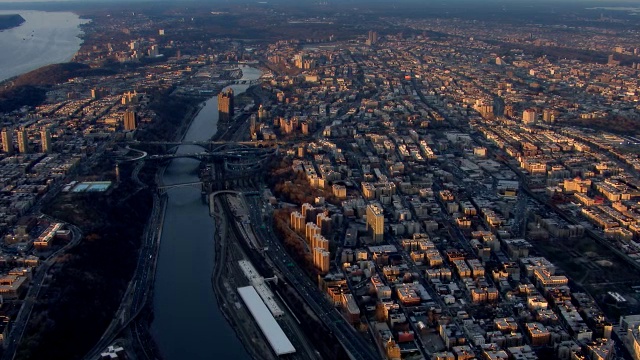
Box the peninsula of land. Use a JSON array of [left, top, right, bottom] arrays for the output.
[[0, 14, 24, 31]]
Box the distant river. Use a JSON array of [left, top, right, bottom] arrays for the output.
[[0, 10, 88, 82], [151, 66, 262, 360]]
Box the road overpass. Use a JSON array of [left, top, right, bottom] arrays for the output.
[[121, 141, 279, 163], [125, 139, 285, 148]]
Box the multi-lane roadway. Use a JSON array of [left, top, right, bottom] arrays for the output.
[[245, 196, 381, 360]]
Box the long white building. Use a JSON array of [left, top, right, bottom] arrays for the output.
[[237, 286, 296, 356]]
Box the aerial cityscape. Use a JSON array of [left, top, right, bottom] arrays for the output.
[[0, 1, 640, 360]]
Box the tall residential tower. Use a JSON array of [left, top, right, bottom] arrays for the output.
[[218, 88, 234, 122], [124, 110, 137, 131], [366, 30, 378, 45], [366, 203, 385, 243], [40, 127, 51, 153], [1, 128, 13, 155], [17, 128, 28, 154]]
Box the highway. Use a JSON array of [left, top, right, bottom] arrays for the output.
[[0, 142, 117, 360], [84, 73, 378, 359], [81, 189, 166, 360], [2, 223, 83, 360], [82, 71, 269, 359], [244, 196, 381, 360]]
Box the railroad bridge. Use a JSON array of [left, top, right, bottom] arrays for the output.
[[121, 142, 277, 194]]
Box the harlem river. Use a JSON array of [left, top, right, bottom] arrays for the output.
[[151, 66, 261, 360]]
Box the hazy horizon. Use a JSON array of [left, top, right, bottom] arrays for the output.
[[1, 0, 640, 2]]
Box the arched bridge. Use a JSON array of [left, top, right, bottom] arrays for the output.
[[126, 139, 283, 148], [229, 79, 261, 85], [144, 144, 278, 163], [123, 139, 285, 156], [157, 181, 204, 191], [120, 141, 279, 162]]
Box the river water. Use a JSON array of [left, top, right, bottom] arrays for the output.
[[0, 10, 87, 82], [151, 66, 261, 360]]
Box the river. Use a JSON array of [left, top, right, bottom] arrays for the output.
[[0, 10, 87, 82], [151, 66, 262, 360]]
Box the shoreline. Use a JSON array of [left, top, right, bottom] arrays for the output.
[[175, 66, 246, 143], [210, 195, 276, 360], [143, 67, 254, 360], [210, 197, 262, 360], [207, 68, 278, 360], [137, 101, 203, 360], [176, 102, 205, 143], [208, 66, 274, 360], [0, 10, 89, 84], [0, 14, 25, 32]]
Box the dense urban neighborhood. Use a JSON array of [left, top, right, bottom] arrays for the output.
[[0, 1, 640, 360]]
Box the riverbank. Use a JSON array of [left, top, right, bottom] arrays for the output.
[[205, 68, 286, 360], [210, 196, 275, 360], [176, 103, 205, 143], [149, 67, 261, 360], [173, 69, 246, 144], [127, 93, 202, 360], [0, 10, 87, 82]]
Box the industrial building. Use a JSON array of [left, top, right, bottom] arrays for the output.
[[237, 286, 296, 356], [238, 260, 283, 317]]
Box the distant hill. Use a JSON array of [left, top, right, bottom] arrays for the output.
[[0, 85, 46, 114], [0, 63, 115, 113], [10, 62, 113, 88], [0, 14, 24, 31]]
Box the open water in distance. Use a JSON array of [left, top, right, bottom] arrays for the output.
[[0, 10, 87, 82]]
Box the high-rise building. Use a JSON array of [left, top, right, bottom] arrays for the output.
[[1, 128, 13, 155], [317, 212, 332, 236], [306, 222, 321, 245], [504, 105, 515, 118], [522, 109, 537, 124], [148, 45, 160, 57], [312, 234, 329, 251], [249, 114, 257, 137], [218, 88, 234, 122], [366, 203, 385, 243], [366, 30, 378, 46], [121, 91, 138, 105], [290, 211, 305, 233], [332, 184, 347, 199], [124, 110, 137, 131], [301, 202, 317, 222], [40, 127, 51, 153], [294, 53, 305, 69], [17, 128, 28, 154], [313, 248, 330, 274], [258, 104, 268, 120], [542, 109, 556, 123]]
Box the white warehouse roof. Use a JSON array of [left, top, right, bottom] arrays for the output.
[[237, 286, 296, 356]]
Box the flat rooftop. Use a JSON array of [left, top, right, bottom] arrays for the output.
[[237, 286, 296, 356]]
